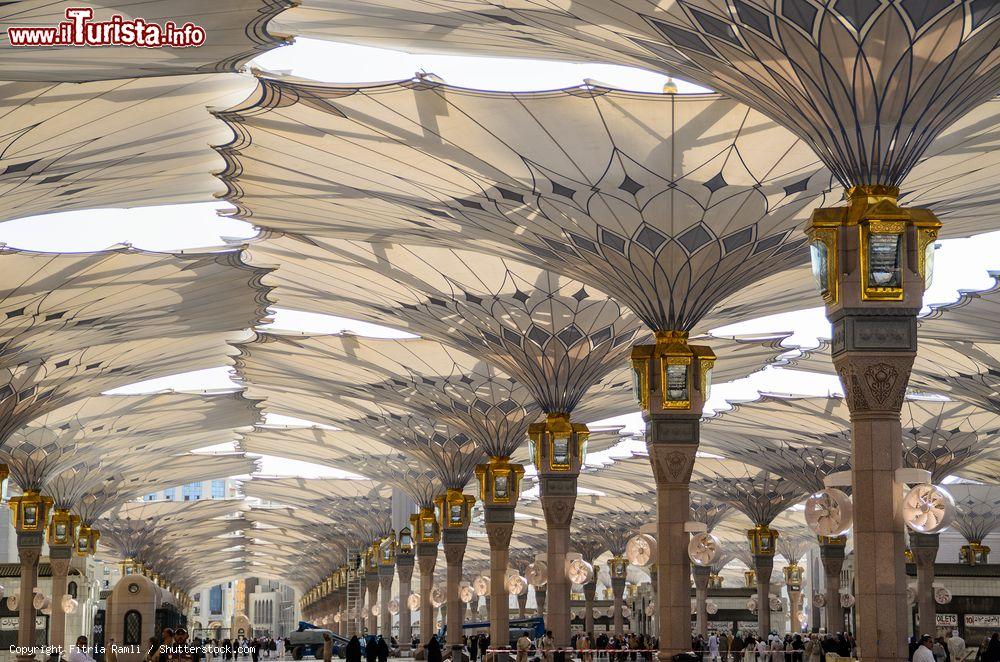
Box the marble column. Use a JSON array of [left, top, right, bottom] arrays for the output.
[[443, 529, 469, 660], [811, 187, 936, 661], [648, 565, 658, 638], [633, 333, 713, 657], [787, 585, 801, 634], [477, 457, 523, 660], [417, 542, 438, 650], [818, 537, 846, 634], [49, 546, 72, 650], [470, 594, 480, 622], [910, 532, 939, 636], [16, 530, 43, 657], [379, 565, 394, 637], [397, 553, 415, 653], [648, 442, 698, 654], [535, 586, 546, 618], [753, 554, 773, 636], [611, 576, 626, 636], [516, 592, 528, 619], [367, 574, 380, 635], [532, 414, 587, 650], [692, 565, 711, 637], [583, 581, 596, 635]]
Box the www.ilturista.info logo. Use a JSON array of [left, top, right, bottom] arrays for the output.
[[6, 7, 206, 47]]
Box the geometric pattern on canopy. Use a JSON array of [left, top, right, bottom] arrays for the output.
[[706, 395, 1000, 483], [947, 484, 1000, 544], [0, 1, 292, 82], [220, 79, 834, 332], [0, 245, 271, 443], [243, 234, 643, 414], [692, 457, 809, 526], [245, 235, 794, 420], [4, 390, 260, 493], [273, 2, 1000, 189], [0, 74, 253, 222], [240, 333, 538, 459]]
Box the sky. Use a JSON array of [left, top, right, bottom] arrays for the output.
[[6, 38, 1000, 476]]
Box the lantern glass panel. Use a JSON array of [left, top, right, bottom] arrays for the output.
[[809, 240, 829, 296], [867, 233, 902, 287], [665, 363, 688, 401], [552, 437, 570, 465], [494, 474, 508, 500]]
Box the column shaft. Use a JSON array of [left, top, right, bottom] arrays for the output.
[[692, 566, 711, 638], [485, 509, 514, 658], [753, 555, 773, 636], [535, 588, 546, 619], [367, 577, 380, 635], [583, 582, 596, 635], [836, 348, 913, 660], [17, 532, 42, 653], [516, 592, 527, 619], [647, 440, 697, 658], [443, 531, 468, 659], [539, 473, 576, 648], [49, 548, 72, 650], [820, 540, 846, 633], [910, 532, 939, 636], [417, 542, 438, 649], [398, 557, 415, 653], [611, 578, 626, 636], [379, 568, 394, 638]]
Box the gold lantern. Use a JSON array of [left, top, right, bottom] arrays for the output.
[[807, 186, 940, 306], [475, 456, 525, 505], [75, 524, 100, 556], [379, 534, 396, 566], [398, 526, 413, 554], [9, 490, 53, 532], [960, 542, 990, 566], [435, 488, 475, 529], [743, 570, 756, 588], [366, 545, 378, 572], [783, 563, 803, 591], [747, 524, 778, 557], [410, 506, 440, 544], [630, 331, 715, 412], [47, 508, 80, 547], [608, 557, 628, 580], [528, 413, 588, 472]]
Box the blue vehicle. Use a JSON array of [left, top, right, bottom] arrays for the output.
[[439, 616, 545, 648], [290, 621, 353, 660]]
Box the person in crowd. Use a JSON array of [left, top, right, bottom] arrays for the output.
[[947, 631, 966, 662], [768, 634, 783, 662], [577, 631, 591, 662], [321, 633, 333, 662], [375, 636, 389, 662], [516, 632, 532, 662], [914, 635, 937, 662], [346, 636, 362, 662], [70, 636, 98, 662], [365, 636, 378, 662], [754, 635, 768, 662], [425, 635, 442, 662], [173, 629, 195, 662], [983, 633, 1000, 662], [478, 634, 489, 662], [539, 631, 554, 662], [707, 631, 720, 662], [932, 637, 947, 662]]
